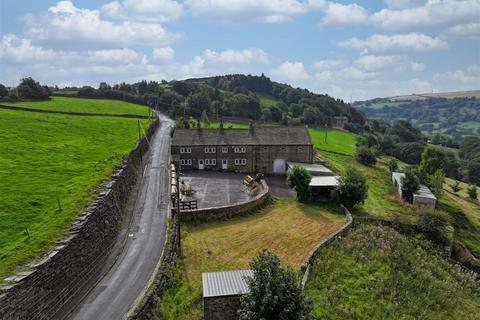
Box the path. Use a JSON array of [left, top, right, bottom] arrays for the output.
[[58, 113, 174, 320]]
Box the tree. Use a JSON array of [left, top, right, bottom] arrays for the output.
[[287, 166, 312, 202], [419, 146, 445, 180], [387, 158, 399, 173], [468, 185, 478, 201], [303, 106, 320, 125], [429, 169, 445, 198], [444, 152, 461, 179], [450, 181, 461, 194], [401, 169, 420, 202], [201, 109, 210, 127], [337, 167, 368, 210], [239, 250, 311, 320], [17, 77, 49, 100], [355, 147, 377, 166], [0, 84, 8, 97]]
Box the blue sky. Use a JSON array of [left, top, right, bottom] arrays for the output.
[[0, 0, 479, 100]]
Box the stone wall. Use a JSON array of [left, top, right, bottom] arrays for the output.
[[179, 180, 271, 223], [0, 119, 159, 320], [204, 295, 242, 320], [301, 204, 353, 289]]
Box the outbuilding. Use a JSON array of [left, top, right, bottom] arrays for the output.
[[391, 172, 437, 209], [287, 161, 334, 176], [309, 175, 340, 200], [202, 269, 253, 320]]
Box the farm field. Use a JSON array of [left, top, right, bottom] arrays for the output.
[[0, 108, 152, 280], [306, 224, 480, 319], [153, 198, 346, 319], [309, 127, 357, 155], [1, 96, 150, 116]]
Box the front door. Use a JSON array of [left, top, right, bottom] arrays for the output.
[[198, 159, 204, 170], [222, 159, 228, 170]]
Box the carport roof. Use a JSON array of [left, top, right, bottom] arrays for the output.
[[202, 269, 253, 298], [172, 127, 312, 146]]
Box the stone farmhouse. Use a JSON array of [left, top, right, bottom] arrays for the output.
[[171, 125, 314, 174]]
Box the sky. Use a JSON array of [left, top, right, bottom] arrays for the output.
[[0, 0, 479, 101]]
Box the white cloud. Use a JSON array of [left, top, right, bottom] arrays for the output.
[[433, 65, 480, 87], [383, 0, 426, 10], [354, 55, 398, 71], [321, 2, 369, 26], [445, 23, 480, 39], [338, 33, 447, 54], [185, 0, 324, 24], [410, 62, 425, 72], [0, 34, 57, 64], [101, 0, 183, 23], [272, 61, 310, 81], [23, 1, 180, 47], [314, 59, 345, 70], [202, 48, 269, 64], [152, 47, 175, 62], [372, 0, 480, 34]]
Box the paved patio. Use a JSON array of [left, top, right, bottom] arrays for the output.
[[179, 171, 253, 208]]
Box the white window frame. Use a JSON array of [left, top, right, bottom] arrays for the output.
[[234, 146, 246, 153], [222, 147, 229, 153], [180, 147, 191, 154], [205, 147, 216, 153], [205, 159, 217, 165], [180, 159, 192, 166], [235, 159, 247, 165]]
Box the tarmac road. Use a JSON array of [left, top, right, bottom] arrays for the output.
[[63, 113, 174, 320]]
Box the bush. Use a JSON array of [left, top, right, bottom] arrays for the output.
[[337, 167, 368, 210], [468, 184, 478, 201], [416, 209, 452, 245], [17, 77, 49, 100], [387, 158, 399, 173], [401, 169, 420, 203], [355, 147, 377, 166], [429, 169, 445, 198], [450, 181, 461, 194], [239, 250, 312, 320], [287, 166, 312, 202]]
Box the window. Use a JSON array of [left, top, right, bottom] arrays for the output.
[[298, 147, 303, 150], [205, 147, 216, 153], [180, 147, 191, 153], [222, 147, 229, 153], [205, 159, 217, 165], [234, 146, 246, 153], [180, 159, 192, 165], [235, 159, 247, 165]]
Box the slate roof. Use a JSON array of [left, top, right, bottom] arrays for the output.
[[202, 270, 253, 298], [172, 126, 312, 146], [287, 162, 334, 176]]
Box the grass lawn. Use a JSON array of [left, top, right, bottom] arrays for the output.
[[308, 127, 357, 155], [0, 108, 151, 280], [306, 224, 480, 320], [153, 198, 346, 319], [2, 96, 150, 116]]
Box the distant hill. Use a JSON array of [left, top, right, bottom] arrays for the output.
[[354, 90, 480, 141]]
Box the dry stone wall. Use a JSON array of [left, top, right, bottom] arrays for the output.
[[0, 119, 159, 320]]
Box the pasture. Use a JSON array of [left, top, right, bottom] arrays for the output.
[[2, 96, 150, 116], [154, 198, 345, 319], [309, 127, 357, 155], [0, 108, 151, 280], [306, 224, 480, 319]]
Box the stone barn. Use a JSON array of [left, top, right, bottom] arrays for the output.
[[171, 124, 313, 174], [392, 172, 437, 208], [202, 270, 253, 320]]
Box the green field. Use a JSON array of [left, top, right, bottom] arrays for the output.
[[306, 224, 480, 319], [0, 108, 151, 280], [154, 198, 345, 319], [2, 96, 150, 116], [258, 93, 280, 108], [309, 127, 358, 155]]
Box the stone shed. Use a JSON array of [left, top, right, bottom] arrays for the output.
[[391, 172, 437, 209], [202, 269, 253, 320]]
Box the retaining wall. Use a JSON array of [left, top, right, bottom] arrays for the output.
[[178, 180, 271, 223], [0, 119, 159, 320]]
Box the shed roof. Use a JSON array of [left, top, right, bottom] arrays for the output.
[[172, 127, 312, 146], [415, 184, 437, 200], [287, 162, 333, 176], [202, 269, 253, 298], [309, 176, 340, 187]]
